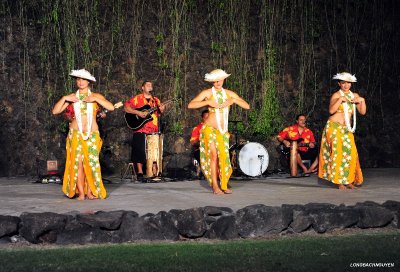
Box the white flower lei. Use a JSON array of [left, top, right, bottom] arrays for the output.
[[339, 90, 356, 133], [73, 89, 93, 140], [211, 87, 229, 133]]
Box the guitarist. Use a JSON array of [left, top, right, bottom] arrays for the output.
[[277, 114, 318, 174], [124, 80, 165, 179]]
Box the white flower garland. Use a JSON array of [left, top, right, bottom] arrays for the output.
[[339, 90, 356, 133], [73, 89, 93, 140], [211, 87, 229, 133]]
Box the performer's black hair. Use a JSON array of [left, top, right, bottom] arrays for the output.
[[201, 109, 209, 118]]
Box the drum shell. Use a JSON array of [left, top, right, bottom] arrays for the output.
[[145, 134, 163, 177], [232, 142, 269, 177]]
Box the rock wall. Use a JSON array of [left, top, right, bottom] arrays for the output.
[[1, 1, 400, 177], [0, 201, 398, 245]]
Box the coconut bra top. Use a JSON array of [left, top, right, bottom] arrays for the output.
[[337, 102, 353, 114], [208, 89, 231, 113], [77, 93, 98, 116], [207, 87, 230, 133], [73, 90, 99, 140]]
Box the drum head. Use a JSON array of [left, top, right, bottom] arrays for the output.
[[238, 142, 269, 177]]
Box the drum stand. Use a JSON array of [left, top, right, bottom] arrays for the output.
[[257, 155, 265, 177], [229, 120, 242, 176], [121, 138, 137, 182], [121, 162, 137, 182]]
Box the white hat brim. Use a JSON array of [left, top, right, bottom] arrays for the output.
[[332, 73, 357, 83], [204, 71, 231, 82], [69, 69, 96, 82]]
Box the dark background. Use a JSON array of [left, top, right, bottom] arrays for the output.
[[1, 0, 399, 177]]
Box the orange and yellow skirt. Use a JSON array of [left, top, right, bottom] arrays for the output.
[[318, 120, 363, 185], [199, 125, 232, 190], [63, 129, 106, 199]]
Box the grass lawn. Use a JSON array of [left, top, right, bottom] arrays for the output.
[[0, 230, 399, 272]]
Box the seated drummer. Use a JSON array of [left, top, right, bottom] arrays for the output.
[[190, 109, 209, 177], [277, 114, 318, 174], [124, 80, 165, 179]]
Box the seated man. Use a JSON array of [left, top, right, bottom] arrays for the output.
[[190, 109, 209, 177], [277, 114, 318, 174]]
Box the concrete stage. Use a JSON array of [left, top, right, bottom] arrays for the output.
[[0, 168, 399, 216]]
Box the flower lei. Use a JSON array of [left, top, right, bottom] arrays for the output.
[[211, 87, 229, 133], [73, 89, 93, 140], [339, 90, 356, 133]]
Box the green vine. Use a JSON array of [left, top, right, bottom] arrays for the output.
[[155, 33, 168, 69], [247, 2, 282, 138], [1, 0, 397, 175]]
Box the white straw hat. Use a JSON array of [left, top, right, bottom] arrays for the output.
[[204, 69, 231, 82], [69, 69, 96, 82], [332, 72, 357, 83]]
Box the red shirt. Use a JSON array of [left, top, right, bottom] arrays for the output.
[[278, 124, 316, 152], [125, 93, 161, 134], [190, 123, 203, 143]]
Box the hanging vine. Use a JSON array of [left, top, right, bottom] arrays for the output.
[[1, 0, 400, 175], [206, 0, 253, 134], [154, 0, 193, 135], [248, 0, 281, 138]]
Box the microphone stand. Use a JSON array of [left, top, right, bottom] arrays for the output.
[[151, 92, 162, 135], [258, 155, 264, 178], [229, 120, 241, 175]]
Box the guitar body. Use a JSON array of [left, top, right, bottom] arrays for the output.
[[124, 104, 154, 130], [124, 97, 178, 130]]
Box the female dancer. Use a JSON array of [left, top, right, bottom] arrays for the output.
[[52, 69, 114, 199], [188, 69, 250, 194], [318, 72, 367, 189]]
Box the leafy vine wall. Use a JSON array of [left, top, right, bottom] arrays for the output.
[[0, 0, 399, 176]]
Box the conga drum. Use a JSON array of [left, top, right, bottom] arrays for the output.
[[290, 140, 298, 177], [145, 134, 164, 177]]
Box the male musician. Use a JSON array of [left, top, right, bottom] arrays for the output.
[[277, 114, 318, 174], [124, 81, 165, 179], [190, 109, 209, 177]]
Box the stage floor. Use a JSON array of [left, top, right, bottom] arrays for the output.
[[0, 168, 399, 216]]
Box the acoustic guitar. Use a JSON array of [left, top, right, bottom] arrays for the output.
[[124, 98, 178, 130]]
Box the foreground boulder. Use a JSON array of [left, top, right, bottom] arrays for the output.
[[0, 201, 397, 245], [236, 204, 290, 238], [19, 212, 68, 243], [0, 215, 20, 238]]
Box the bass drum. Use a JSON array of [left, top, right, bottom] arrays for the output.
[[237, 142, 269, 177]]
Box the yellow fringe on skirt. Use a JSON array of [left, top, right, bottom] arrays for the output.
[[318, 120, 363, 185], [63, 129, 106, 199], [199, 125, 232, 190]]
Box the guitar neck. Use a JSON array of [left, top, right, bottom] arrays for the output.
[[145, 106, 159, 114], [97, 102, 123, 117], [143, 98, 177, 113]]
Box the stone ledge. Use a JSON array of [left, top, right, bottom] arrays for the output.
[[0, 201, 398, 245]]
